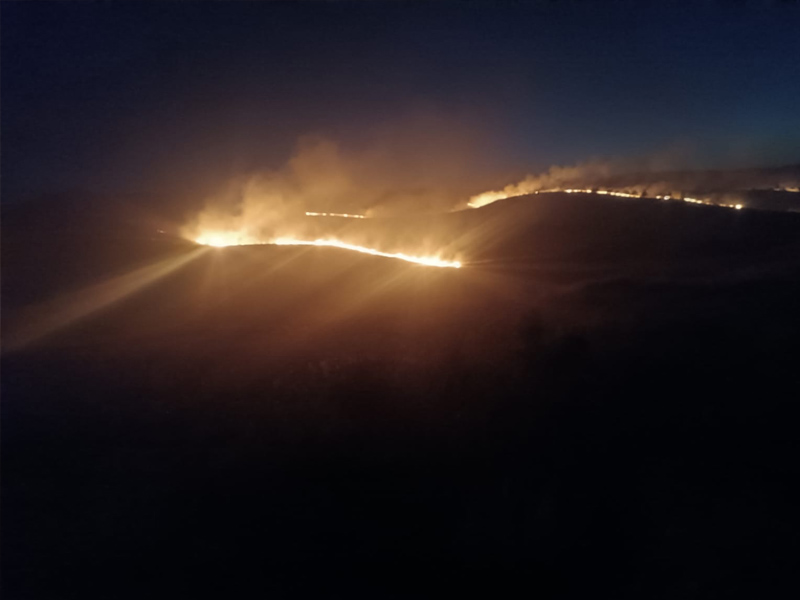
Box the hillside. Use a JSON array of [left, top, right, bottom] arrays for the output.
[[4, 191, 800, 598]]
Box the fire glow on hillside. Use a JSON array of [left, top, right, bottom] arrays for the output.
[[194, 232, 462, 268], [468, 187, 744, 210], [305, 211, 366, 219]]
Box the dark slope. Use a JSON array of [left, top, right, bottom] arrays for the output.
[[4, 192, 800, 599]]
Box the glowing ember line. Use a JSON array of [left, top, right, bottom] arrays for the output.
[[194, 235, 461, 268], [469, 187, 748, 210], [271, 238, 461, 268], [305, 211, 366, 219]]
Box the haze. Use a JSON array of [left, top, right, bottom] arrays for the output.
[[3, 3, 800, 599]]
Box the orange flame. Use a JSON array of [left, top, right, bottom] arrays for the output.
[[194, 234, 461, 268], [305, 211, 366, 219], [469, 187, 746, 211]]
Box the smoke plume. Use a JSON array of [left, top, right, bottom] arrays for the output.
[[182, 114, 506, 243], [468, 159, 800, 210]]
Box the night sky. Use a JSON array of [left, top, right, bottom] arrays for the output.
[[3, 1, 800, 203], [6, 5, 800, 599]]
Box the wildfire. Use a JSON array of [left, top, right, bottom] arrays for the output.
[[195, 231, 261, 247], [305, 211, 366, 219], [194, 234, 461, 268], [469, 187, 747, 211], [272, 238, 461, 268]]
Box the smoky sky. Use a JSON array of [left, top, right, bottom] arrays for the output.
[[3, 1, 800, 204]]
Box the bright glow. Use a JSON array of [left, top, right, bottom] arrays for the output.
[[272, 238, 461, 268], [467, 190, 513, 209], [564, 188, 639, 198], [469, 185, 753, 211], [195, 231, 260, 248], [194, 234, 461, 268], [305, 211, 366, 219]]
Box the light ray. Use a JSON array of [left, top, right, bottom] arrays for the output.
[[4, 247, 208, 352]]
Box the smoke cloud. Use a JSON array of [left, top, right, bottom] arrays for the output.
[[182, 113, 507, 243], [183, 119, 800, 245], [469, 159, 800, 209]]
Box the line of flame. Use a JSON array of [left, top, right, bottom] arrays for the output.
[[469, 188, 744, 210], [272, 238, 461, 268], [305, 211, 366, 219], [195, 234, 461, 268]]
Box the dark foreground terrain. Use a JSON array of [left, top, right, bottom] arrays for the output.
[[4, 193, 800, 598]]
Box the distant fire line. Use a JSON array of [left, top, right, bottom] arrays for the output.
[[468, 188, 743, 211], [560, 189, 742, 209], [305, 211, 366, 219]]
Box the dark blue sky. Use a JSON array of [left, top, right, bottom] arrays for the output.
[[3, 1, 800, 202]]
